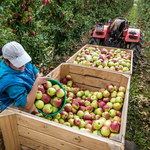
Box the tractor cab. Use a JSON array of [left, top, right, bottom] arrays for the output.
[[109, 18, 128, 40]]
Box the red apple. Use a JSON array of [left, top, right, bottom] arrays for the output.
[[60, 77, 68, 84], [72, 101, 80, 110], [79, 106, 86, 111], [84, 112, 92, 120], [60, 111, 68, 119], [106, 84, 114, 92], [103, 98, 110, 103], [86, 105, 93, 112], [110, 121, 120, 133], [74, 118, 81, 126], [102, 111, 110, 119], [103, 104, 110, 112], [64, 103, 72, 112], [38, 85, 45, 93], [98, 101, 106, 108], [51, 97, 63, 107], [41, 93, 51, 104]]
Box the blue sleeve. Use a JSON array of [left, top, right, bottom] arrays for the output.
[[32, 64, 39, 75], [5, 85, 27, 108], [27, 63, 39, 75]]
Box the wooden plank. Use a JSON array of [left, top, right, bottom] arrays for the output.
[[18, 125, 88, 150], [69, 73, 119, 88], [21, 145, 33, 150], [20, 136, 58, 150], [49, 63, 70, 81], [68, 64, 123, 83], [0, 112, 20, 150], [16, 112, 123, 150], [49, 63, 129, 87], [120, 75, 131, 144]]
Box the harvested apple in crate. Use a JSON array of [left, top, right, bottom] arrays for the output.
[[66, 44, 133, 75], [34, 79, 66, 116], [33, 63, 130, 140]]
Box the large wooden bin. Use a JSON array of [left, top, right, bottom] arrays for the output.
[[66, 44, 133, 75], [0, 63, 131, 150]]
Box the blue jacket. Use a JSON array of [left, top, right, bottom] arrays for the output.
[[0, 60, 39, 111]]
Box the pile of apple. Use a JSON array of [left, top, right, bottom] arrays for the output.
[[34, 80, 65, 114], [73, 46, 131, 72], [34, 75, 126, 138]]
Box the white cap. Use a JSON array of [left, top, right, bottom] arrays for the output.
[[2, 41, 31, 68]]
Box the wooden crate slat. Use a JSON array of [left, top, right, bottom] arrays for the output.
[[16, 112, 122, 150], [21, 145, 33, 150], [18, 125, 88, 150], [64, 64, 122, 83], [20, 136, 62, 150], [119, 75, 131, 144], [0, 112, 20, 150], [69, 73, 119, 89]]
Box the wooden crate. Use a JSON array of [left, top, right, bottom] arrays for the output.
[[0, 63, 131, 150], [66, 44, 133, 75], [0, 108, 125, 150]]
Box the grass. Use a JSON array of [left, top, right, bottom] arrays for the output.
[[125, 2, 150, 150]]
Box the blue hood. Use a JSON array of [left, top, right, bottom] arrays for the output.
[[0, 60, 36, 111], [0, 60, 24, 78]]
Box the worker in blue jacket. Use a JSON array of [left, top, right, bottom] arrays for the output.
[[0, 41, 50, 112]]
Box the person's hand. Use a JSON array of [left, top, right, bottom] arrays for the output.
[[36, 72, 43, 78], [34, 76, 51, 87]]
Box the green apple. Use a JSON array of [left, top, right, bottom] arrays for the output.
[[100, 126, 110, 137], [56, 88, 65, 98], [42, 104, 53, 114], [36, 90, 43, 99], [35, 100, 44, 109], [47, 87, 56, 96], [92, 120, 103, 130]]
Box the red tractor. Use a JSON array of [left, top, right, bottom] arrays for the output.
[[89, 17, 142, 70]]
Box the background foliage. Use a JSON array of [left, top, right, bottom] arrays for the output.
[[125, 0, 150, 150], [0, 0, 133, 69]]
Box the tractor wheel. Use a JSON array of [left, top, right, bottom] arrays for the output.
[[129, 42, 142, 71], [89, 37, 104, 46]]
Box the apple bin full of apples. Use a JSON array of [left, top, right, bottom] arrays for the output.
[[66, 44, 133, 75], [33, 65, 130, 139]]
